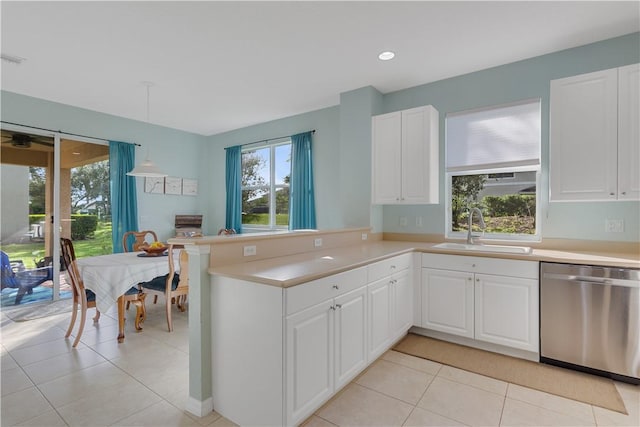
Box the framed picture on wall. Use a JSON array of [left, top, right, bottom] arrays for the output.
[[165, 176, 182, 195], [144, 177, 164, 194], [182, 178, 198, 196]]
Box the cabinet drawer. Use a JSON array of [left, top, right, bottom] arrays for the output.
[[286, 267, 367, 315], [368, 253, 412, 283], [422, 253, 538, 279]]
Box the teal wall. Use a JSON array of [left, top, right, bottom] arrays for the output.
[[380, 32, 640, 242], [0, 91, 207, 241], [2, 32, 639, 243]]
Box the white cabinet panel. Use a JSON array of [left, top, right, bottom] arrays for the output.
[[286, 301, 334, 426], [421, 268, 474, 338], [474, 274, 539, 352], [334, 287, 368, 390], [368, 278, 392, 361], [392, 268, 413, 339], [618, 63, 640, 200], [372, 105, 439, 204], [550, 64, 640, 201]]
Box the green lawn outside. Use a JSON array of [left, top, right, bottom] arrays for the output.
[[2, 222, 113, 268], [243, 213, 289, 226]]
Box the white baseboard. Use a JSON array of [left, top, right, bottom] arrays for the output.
[[185, 396, 214, 418]]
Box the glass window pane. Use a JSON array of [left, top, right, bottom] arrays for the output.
[[275, 144, 291, 186], [242, 147, 270, 187], [451, 172, 536, 235], [242, 188, 270, 225], [275, 186, 289, 226]]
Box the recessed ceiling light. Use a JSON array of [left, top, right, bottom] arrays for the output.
[[378, 51, 395, 61], [72, 152, 81, 155]]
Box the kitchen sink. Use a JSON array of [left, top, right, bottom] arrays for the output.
[[433, 242, 532, 255]]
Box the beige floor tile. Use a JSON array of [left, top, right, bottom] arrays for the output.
[[382, 350, 443, 375], [301, 414, 338, 426], [403, 406, 468, 426], [209, 415, 240, 426], [185, 410, 222, 426], [87, 332, 171, 360], [506, 383, 595, 425], [438, 365, 508, 396], [55, 376, 162, 426], [1, 351, 19, 371], [1, 323, 67, 350], [1, 366, 34, 396], [501, 398, 595, 426], [0, 386, 54, 426], [15, 409, 67, 426], [21, 345, 107, 384], [417, 377, 504, 426], [37, 361, 129, 407], [356, 359, 434, 404], [111, 400, 199, 426], [8, 333, 82, 366], [317, 383, 413, 426]]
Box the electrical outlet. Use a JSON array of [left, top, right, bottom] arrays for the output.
[[399, 216, 407, 227], [416, 216, 423, 227], [361, 233, 368, 241], [605, 219, 624, 233], [243, 245, 257, 256], [314, 238, 323, 247]]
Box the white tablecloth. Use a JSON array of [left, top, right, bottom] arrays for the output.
[[76, 252, 175, 313]]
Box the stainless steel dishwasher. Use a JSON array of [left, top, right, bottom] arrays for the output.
[[540, 262, 640, 383]]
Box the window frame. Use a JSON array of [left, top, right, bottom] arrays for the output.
[[241, 139, 291, 232], [444, 98, 542, 242]]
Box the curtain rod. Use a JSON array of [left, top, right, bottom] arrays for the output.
[[228, 129, 316, 150], [0, 120, 140, 146]]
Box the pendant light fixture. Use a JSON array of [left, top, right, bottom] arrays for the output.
[[127, 81, 168, 177]]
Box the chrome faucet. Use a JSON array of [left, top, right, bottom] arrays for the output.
[[467, 208, 486, 244]]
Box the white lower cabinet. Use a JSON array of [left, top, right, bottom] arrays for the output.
[[285, 269, 368, 426], [367, 254, 414, 361], [421, 253, 539, 353]]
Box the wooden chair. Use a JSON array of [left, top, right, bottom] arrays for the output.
[[139, 244, 189, 332], [122, 230, 159, 252], [60, 238, 147, 347]]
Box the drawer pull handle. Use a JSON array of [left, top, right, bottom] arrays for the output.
[[330, 305, 336, 310], [390, 265, 396, 269], [332, 285, 339, 290], [336, 304, 342, 309]]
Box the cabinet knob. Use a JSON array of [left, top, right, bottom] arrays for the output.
[[330, 305, 336, 310], [336, 304, 342, 309], [332, 285, 339, 290], [390, 265, 396, 269], [467, 277, 472, 281], [476, 278, 480, 282], [472, 264, 476, 268], [622, 191, 627, 195], [610, 192, 615, 196]]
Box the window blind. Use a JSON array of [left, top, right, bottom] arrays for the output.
[[446, 99, 541, 172]]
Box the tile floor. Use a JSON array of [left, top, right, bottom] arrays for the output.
[[2, 302, 639, 427]]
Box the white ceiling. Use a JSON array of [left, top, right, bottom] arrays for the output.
[[1, 1, 638, 136]]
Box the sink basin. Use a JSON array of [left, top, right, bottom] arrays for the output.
[[433, 242, 532, 255]]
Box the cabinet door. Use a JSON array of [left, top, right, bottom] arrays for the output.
[[550, 68, 618, 201], [474, 274, 539, 352], [368, 278, 392, 361], [372, 111, 402, 204], [334, 286, 367, 390], [421, 268, 474, 338], [286, 300, 334, 426], [391, 269, 413, 339], [618, 63, 640, 201], [402, 106, 439, 204]]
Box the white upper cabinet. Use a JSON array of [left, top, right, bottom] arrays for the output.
[[618, 64, 640, 200], [550, 64, 639, 201], [372, 105, 439, 204]]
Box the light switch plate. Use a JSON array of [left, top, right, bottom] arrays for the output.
[[605, 219, 624, 233], [243, 245, 257, 256], [314, 238, 323, 247]]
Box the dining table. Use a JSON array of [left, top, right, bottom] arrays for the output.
[[75, 251, 176, 342]]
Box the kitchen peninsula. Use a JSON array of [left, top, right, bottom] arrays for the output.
[[169, 228, 639, 425]]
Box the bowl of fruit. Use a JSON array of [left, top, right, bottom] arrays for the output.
[[141, 241, 168, 256]]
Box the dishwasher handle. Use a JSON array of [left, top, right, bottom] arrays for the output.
[[543, 272, 640, 288]]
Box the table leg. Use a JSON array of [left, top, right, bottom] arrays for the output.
[[117, 295, 125, 343]]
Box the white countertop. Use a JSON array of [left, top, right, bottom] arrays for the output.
[[209, 241, 640, 288]]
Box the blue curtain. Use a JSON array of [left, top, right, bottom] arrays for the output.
[[289, 131, 316, 230], [225, 145, 243, 233], [109, 141, 138, 253]]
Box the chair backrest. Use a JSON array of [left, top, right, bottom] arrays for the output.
[[60, 238, 83, 299], [122, 230, 159, 252], [167, 244, 189, 292]]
